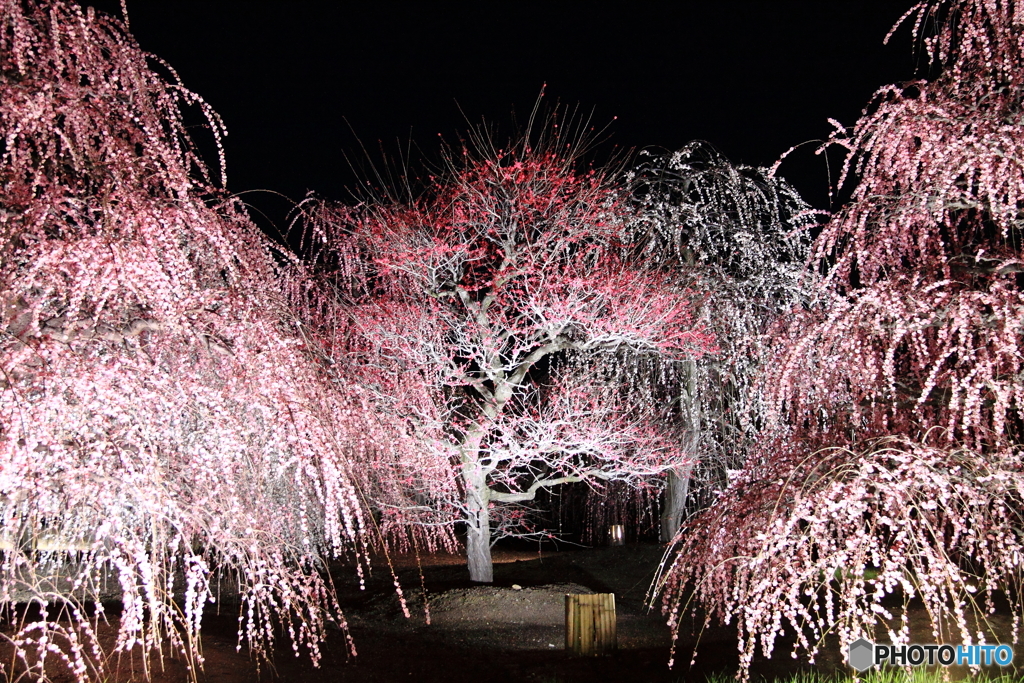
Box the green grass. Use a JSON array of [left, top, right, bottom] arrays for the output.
[[702, 670, 1024, 683]]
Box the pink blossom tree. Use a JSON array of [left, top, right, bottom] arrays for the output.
[[0, 1, 380, 679], [657, 1, 1024, 677], [297, 133, 716, 583]]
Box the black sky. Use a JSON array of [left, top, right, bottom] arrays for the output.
[[88, 2, 922, 234]]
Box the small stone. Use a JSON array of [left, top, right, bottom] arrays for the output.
[[511, 584, 522, 590]]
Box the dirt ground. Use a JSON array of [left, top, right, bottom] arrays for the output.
[[3, 543, 1021, 682], [140, 543, 708, 683]]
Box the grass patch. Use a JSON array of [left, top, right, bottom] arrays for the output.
[[703, 670, 1024, 683]]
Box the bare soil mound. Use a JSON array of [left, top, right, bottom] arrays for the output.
[[426, 583, 594, 628], [352, 582, 597, 653]]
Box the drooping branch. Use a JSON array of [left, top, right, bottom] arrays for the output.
[[0, 2, 387, 678], [292, 129, 714, 580], [658, 3, 1024, 679]]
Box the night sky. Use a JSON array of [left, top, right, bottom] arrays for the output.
[[88, 2, 922, 236]]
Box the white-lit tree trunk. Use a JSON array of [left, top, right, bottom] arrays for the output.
[[461, 440, 494, 583], [465, 506, 493, 582], [660, 464, 692, 543], [661, 361, 698, 542]]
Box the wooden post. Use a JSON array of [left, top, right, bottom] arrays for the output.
[[565, 593, 616, 656]]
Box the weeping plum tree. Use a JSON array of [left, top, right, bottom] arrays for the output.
[[0, 2, 379, 679], [658, 1, 1024, 677], [299, 130, 716, 582], [626, 142, 821, 541]]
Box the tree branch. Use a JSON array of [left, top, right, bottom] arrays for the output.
[[488, 475, 583, 503]]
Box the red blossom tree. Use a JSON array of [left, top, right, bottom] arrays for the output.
[[658, 1, 1024, 677], [0, 2, 378, 679], [298, 132, 716, 582]]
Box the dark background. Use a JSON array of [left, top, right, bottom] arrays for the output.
[[87, 2, 923, 236]]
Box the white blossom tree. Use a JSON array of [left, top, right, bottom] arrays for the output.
[[626, 141, 822, 540]]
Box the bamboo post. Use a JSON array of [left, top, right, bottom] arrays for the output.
[[565, 593, 616, 656]]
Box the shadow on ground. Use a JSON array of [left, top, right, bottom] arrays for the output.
[[3, 543, 1020, 682]]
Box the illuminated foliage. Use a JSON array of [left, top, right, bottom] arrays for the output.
[[659, 2, 1024, 677], [771, 0, 1024, 451], [298, 132, 716, 582], [0, 1, 374, 678], [627, 141, 822, 539]]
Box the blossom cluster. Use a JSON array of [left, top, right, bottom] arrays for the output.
[[1, 2, 379, 679], [657, 2, 1024, 679]]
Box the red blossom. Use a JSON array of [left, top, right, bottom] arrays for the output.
[[296, 134, 715, 582]]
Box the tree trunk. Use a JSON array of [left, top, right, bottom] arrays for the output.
[[462, 456, 493, 583], [663, 361, 698, 544], [660, 464, 692, 543], [465, 503, 493, 583]]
